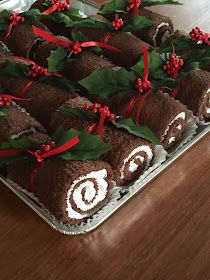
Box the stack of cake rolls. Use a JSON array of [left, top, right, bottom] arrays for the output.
[[49, 96, 156, 186]]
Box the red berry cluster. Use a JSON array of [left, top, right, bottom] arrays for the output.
[[28, 64, 49, 79], [163, 53, 184, 79], [190, 27, 210, 45], [34, 141, 56, 163], [9, 12, 25, 26], [136, 78, 151, 94], [112, 14, 124, 31], [70, 42, 82, 55], [49, 0, 69, 12], [84, 103, 116, 122], [0, 96, 12, 107], [126, 0, 140, 12]]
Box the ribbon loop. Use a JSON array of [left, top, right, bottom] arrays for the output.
[[84, 103, 115, 138], [0, 94, 31, 107]]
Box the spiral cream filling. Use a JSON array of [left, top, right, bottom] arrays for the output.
[[205, 88, 210, 114], [66, 169, 109, 220], [120, 145, 153, 180], [162, 112, 186, 144], [153, 22, 170, 47]]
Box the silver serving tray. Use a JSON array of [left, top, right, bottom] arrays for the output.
[[1, 124, 210, 235], [1, 0, 210, 234]]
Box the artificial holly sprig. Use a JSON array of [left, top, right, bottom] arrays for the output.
[[0, 57, 76, 92], [0, 127, 112, 166], [47, 31, 103, 73], [99, 0, 181, 16], [60, 105, 161, 144], [0, 9, 42, 37]]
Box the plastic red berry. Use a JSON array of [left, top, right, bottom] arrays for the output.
[[112, 14, 124, 31]]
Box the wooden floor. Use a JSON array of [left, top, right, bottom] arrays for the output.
[[1, 1, 210, 279]]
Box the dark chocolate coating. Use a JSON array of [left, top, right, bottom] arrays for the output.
[[0, 75, 76, 127], [175, 69, 210, 120], [0, 105, 46, 142], [34, 41, 115, 81], [50, 96, 155, 186], [1, 23, 37, 57], [133, 9, 174, 47], [8, 159, 113, 224], [75, 27, 153, 68], [98, 91, 189, 149]]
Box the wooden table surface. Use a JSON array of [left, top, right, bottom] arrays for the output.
[[1, 1, 210, 279]]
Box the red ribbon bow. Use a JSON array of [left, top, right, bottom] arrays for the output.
[[32, 26, 122, 54], [84, 103, 116, 138], [126, 0, 140, 16], [42, 0, 70, 15], [8, 56, 62, 97], [0, 136, 79, 192], [125, 46, 152, 124], [3, 11, 25, 42], [0, 94, 31, 107], [190, 27, 210, 46]]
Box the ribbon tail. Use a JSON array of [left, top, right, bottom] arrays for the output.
[[125, 96, 138, 119], [81, 41, 122, 53], [18, 80, 34, 97], [103, 33, 114, 44], [87, 123, 97, 133], [96, 114, 106, 138], [42, 4, 59, 15], [171, 84, 180, 98], [3, 23, 13, 42]]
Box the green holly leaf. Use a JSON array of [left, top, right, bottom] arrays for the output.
[[141, 0, 182, 7], [183, 47, 210, 71], [131, 50, 167, 80], [99, 0, 127, 14], [0, 60, 29, 77], [123, 15, 154, 32], [52, 127, 112, 160], [68, 16, 112, 30], [24, 9, 42, 25], [0, 10, 11, 32], [47, 47, 67, 72], [79, 68, 137, 99], [158, 35, 191, 53], [0, 107, 9, 117], [60, 107, 98, 122], [114, 117, 162, 144]]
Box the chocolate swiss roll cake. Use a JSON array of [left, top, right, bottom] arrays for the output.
[[133, 9, 174, 47], [0, 76, 76, 127], [0, 103, 46, 142], [1, 23, 39, 58], [175, 69, 210, 121], [50, 96, 155, 186], [102, 91, 189, 150], [75, 27, 152, 68], [8, 159, 113, 224], [34, 40, 115, 81]]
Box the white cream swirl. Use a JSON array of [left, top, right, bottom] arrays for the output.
[[120, 145, 153, 180], [161, 112, 186, 146], [66, 169, 109, 220], [152, 22, 170, 47]]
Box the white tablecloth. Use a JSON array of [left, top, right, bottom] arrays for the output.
[[0, 0, 37, 11]]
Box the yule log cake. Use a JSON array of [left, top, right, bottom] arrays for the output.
[[0, 0, 209, 226]]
